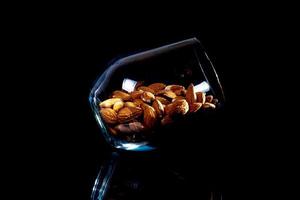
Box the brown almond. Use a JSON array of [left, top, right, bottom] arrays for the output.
[[137, 86, 155, 94], [114, 124, 132, 133], [134, 81, 145, 90], [172, 96, 185, 102], [118, 107, 143, 123], [203, 102, 216, 109], [165, 99, 189, 116], [165, 85, 185, 92], [100, 108, 118, 124], [148, 83, 166, 93], [143, 104, 157, 129], [161, 115, 173, 126], [196, 92, 206, 104], [124, 102, 137, 108], [152, 99, 164, 118], [141, 91, 155, 103], [186, 84, 196, 105], [99, 98, 122, 108], [206, 95, 214, 103], [133, 99, 144, 106], [161, 90, 177, 99], [189, 103, 203, 113], [112, 90, 131, 101], [113, 101, 124, 112], [174, 89, 186, 96], [130, 90, 143, 99], [155, 96, 170, 105]]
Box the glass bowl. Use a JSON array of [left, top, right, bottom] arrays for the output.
[[89, 38, 224, 152]]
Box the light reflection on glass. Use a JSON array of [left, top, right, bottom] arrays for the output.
[[122, 78, 137, 92], [194, 81, 210, 93]]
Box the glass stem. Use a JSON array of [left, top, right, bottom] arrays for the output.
[[91, 152, 119, 200]]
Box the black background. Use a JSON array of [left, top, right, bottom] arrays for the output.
[[5, 5, 296, 199]]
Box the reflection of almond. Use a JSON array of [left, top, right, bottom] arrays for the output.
[[203, 102, 216, 109], [189, 103, 203, 113], [113, 101, 124, 112], [108, 127, 118, 135], [152, 99, 164, 118], [186, 84, 196, 105], [161, 115, 173, 126], [100, 108, 118, 124], [137, 86, 155, 94], [206, 95, 214, 103], [118, 107, 143, 123], [155, 96, 170, 105], [196, 92, 206, 104], [124, 102, 137, 108], [143, 104, 157, 129], [130, 90, 143, 99], [129, 122, 145, 132], [148, 83, 166, 93], [141, 91, 155, 103], [212, 98, 219, 105], [112, 90, 131, 101], [100, 98, 122, 108], [165, 85, 185, 92]]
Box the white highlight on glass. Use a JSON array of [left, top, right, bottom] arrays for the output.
[[194, 81, 210, 93], [122, 78, 137, 93]]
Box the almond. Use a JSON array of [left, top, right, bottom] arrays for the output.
[[143, 104, 157, 129], [174, 89, 186, 96], [189, 103, 203, 113], [112, 90, 131, 101], [206, 95, 214, 103], [203, 102, 216, 109], [128, 122, 145, 132], [130, 90, 143, 99], [163, 90, 177, 99], [133, 99, 144, 106], [165, 85, 185, 92], [113, 101, 124, 112], [172, 96, 185, 102], [124, 102, 137, 108], [186, 83, 196, 105], [152, 99, 164, 118], [134, 81, 145, 90], [141, 91, 155, 103], [118, 107, 143, 123], [196, 92, 206, 104], [99, 98, 122, 108], [155, 96, 170, 105], [100, 108, 118, 124], [148, 83, 166, 93], [161, 115, 173, 126], [114, 124, 132, 133], [165, 99, 189, 116], [137, 86, 155, 94]]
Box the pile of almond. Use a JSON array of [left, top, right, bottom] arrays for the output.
[[99, 83, 218, 136]]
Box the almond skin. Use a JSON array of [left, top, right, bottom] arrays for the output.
[[118, 107, 143, 123], [142, 104, 157, 129], [137, 86, 155, 94], [155, 96, 170, 105], [141, 91, 155, 103], [196, 92, 206, 104], [165, 85, 185, 92], [152, 99, 164, 118], [124, 102, 137, 108], [100, 108, 118, 124], [165, 99, 189, 116], [186, 84, 196, 105], [206, 95, 214, 103], [113, 101, 124, 112], [148, 83, 166, 93], [130, 90, 143, 99], [189, 102, 203, 113], [161, 115, 173, 126], [203, 102, 216, 109], [112, 90, 131, 101], [99, 98, 122, 108]]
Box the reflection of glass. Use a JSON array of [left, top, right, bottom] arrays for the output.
[[89, 38, 225, 199]]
